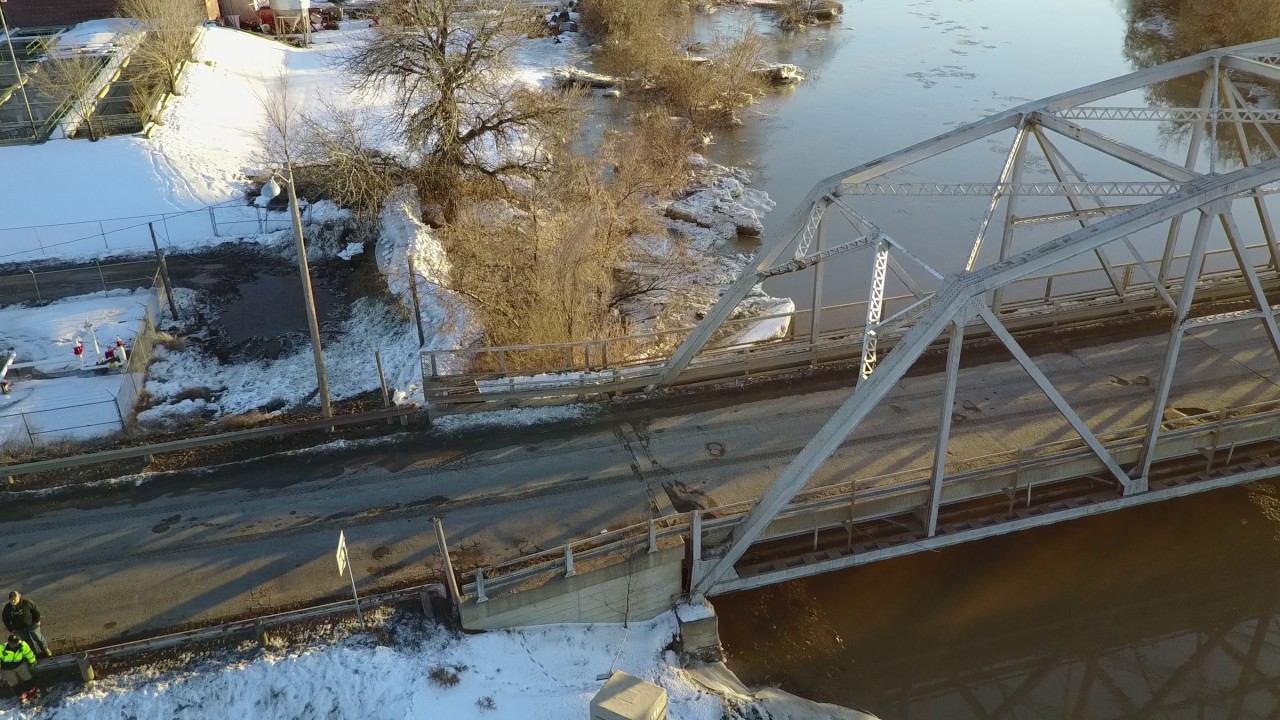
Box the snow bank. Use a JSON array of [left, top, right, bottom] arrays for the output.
[[377, 188, 480, 399], [0, 22, 578, 262], [143, 296, 420, 417], [14, 613, 729, 720]]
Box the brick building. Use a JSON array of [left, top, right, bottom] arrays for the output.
[[0, 0, 218, 29]]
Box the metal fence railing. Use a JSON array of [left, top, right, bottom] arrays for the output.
[[0, 201, 331, 264], [0, 259, 158, 306], [0, 273, 164, 448]]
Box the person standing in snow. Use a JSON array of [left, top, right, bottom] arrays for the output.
[[2, 592, 50, 658], [0, 634, 38, 702]]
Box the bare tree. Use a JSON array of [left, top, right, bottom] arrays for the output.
[[118, 0, 205, 99], [28, 51, 108, 141], [348, 0, 583, 209]]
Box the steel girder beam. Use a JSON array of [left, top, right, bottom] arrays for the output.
[[1030, 127, 1129, 303], [1133, 210, 1217, 484], [837, 181, 1190, 197], [860, 238, 890, 377], [925, 312, 969, 537], [1222, 55, 1280, 85], [1050, 106, 1280, 122], [1219, 77, 1280, 270], [689, 159, 1280, 600], [1161, 71, 1218, 284], [978, 306, 1133, 491], [967, 125, 1029, 271], [1013, 206, 1140, 226], [655, 198, 831, 387], [1224, 77, 1280, 157], [1220, 209, 1280, 363], [1032, 112, 1200, 182]]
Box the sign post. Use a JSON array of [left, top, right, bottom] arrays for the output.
[[336, 530, 365, 629]]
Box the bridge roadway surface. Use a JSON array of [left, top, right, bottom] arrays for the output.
[[3, 317, 1279, 649]]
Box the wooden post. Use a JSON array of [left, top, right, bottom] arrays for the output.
[[433, 517, 461, 606], [149, 223, 180, 320], [407, 258, 426, 346], [375, 351, 393, 426]]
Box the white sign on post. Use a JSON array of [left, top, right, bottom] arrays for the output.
[[335, 530, 365, 628], [336, 530, 349, 577]]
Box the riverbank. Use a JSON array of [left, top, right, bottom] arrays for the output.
[[0, 608, 880, 720]]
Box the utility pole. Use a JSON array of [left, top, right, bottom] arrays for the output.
[[286, 165, 332, 418]]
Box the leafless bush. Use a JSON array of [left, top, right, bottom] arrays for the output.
[[476, 696, 497, 712], [27, 52, 108, 140], [347, 0, 584, 213], [152, 331, 189, 352], [118, 0, 205, 121], [427, 665, 462, 687]]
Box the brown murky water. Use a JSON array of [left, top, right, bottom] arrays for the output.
[[709, 0, 1280, 717], [717, 481, 1280, 718]]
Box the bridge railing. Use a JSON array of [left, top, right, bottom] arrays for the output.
[[459, 399, 1280, 603], [424, 240, 1279, 408]]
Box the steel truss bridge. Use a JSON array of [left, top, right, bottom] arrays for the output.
[[445, 38, 1280, 604]]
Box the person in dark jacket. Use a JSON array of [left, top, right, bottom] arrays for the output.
[[2, 592, 50, 658], [0, 634, 38, 701]]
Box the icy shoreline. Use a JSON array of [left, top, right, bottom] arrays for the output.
[[0, 609, 875, 720]]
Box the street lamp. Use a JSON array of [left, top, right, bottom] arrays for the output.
[[259, 164, 333, 418]]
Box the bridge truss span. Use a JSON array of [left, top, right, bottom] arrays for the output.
[[677, 37, 1280, 599]]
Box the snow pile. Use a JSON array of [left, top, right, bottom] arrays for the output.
[[433, 403, 598, 433], [667, 167, 777, 241], [141, 295, 421, 418], [0, 22, 579, 262], [14, 614, 730, 720], [53, 18, 139, 49], [377, 188, 480, 398]]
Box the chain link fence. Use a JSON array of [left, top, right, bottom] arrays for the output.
[[0, 272, 165, 448], [0, 201, 331, 264], [0, 259, 158, 307]]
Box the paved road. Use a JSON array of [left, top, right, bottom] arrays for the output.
[[2, 318, 1279, 649]]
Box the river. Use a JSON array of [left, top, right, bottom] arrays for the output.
[[687, 1, 1280, 718]]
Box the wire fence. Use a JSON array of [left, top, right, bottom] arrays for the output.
[[0, 259, 158, 306], [0, 273, 165, 448], [0, 200, 330, 265]]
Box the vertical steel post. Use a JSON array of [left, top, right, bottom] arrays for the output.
[[94, 261, 106, 293], [648, 518, 657, 554], [966, 125, 1028, 271], [860, 238, 889, 379], [1210, 57, 1220, 174], [926, 318, 966, 537], [1219, 77, 1280, 271], [375, 350, 393, 425], [1134, 209, 1217, 482], [474, 569, 488, 603], [564, 544, 576, 578], [27, 269, 40, 303], [286, 166, 332, 419], [1160, 72, 1216, 283], [991, 129, 1030, 313], [808, 211, 828, 348]]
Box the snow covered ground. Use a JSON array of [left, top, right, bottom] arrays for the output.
[[0, 612, 731, 720], [0, 289, 153, 443], [0, 21, 580, 263]]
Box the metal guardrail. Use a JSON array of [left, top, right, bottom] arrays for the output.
[[1, 404, 420, 480], [40, 582, 442, 677], [460, 399, 1280, 602], [424, 241, 1280, 407]]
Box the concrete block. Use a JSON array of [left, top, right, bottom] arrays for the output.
[[590, 671, 667, 720], [676, 601, 721, 664]]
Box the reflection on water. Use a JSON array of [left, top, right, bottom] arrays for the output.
[[716, 481, 1280, 719]]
